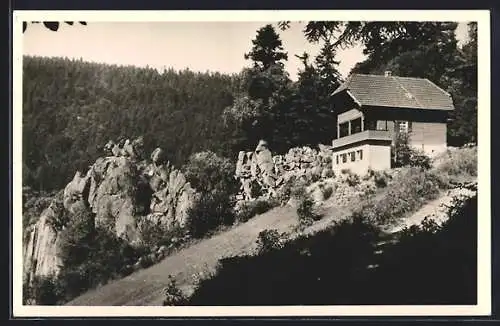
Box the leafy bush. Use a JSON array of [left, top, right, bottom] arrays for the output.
[[345, 173, 361, 187], [322, 186, 334, 200], [183, 151, 239, 195], [137, 219, 186, 248], [183, 151, 240, 238], [373, 172, 389, 188], [275, 176, 308, 204], [25, 274, 64, 305], [50, 209, 141, 303], [185, 191, 235, 238], [353, 167, 442, 225], [235, 198, 279, 223], [392, 133, 432, 169], [256, 229, 288, 254], [296, 195, 321, 222], [162, 275, 188, 306], [323, 168, 335, 178], [22, 189, 60, 229], [435, 147, 477, 182]]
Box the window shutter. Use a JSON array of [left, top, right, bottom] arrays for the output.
[[408, 121, 413, 133]]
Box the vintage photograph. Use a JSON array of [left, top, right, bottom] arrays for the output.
[[13, 10, 489, 316]]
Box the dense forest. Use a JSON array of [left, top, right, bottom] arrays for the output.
[[22, 21, 477, 192], [22, 57, 242, 190]]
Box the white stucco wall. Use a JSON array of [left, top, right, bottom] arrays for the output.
[[332, 143, 391, 176]]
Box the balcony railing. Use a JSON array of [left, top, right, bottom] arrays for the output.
[[332, 129, 392, 149]]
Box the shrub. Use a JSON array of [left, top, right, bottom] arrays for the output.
[[340, 168, 350, 175], [162, 275, 188, 306], [322, 186, 334, 200], [323, 168, 335, 178], [275, 177, 308, 204], [435, 147, 477, 181], [183, 151, 239, 195], [345, 173, 361, 187], [296, 195, 321, 222], [25, 274, 64, 305], [373, 171, 389, 188], [46, 200, 70, 233], [235, 198, 279, 223], [54, 209, 141, 303], [353, 167, 442, 225], [256, 229, 288, 254], [137, 219, 185, 248], [392, 133, 432, 169], [185, 191, 235, 238], [22, 190, 60, 229], [409, 150, 432, 169]]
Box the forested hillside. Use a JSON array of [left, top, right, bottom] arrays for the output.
[[22, 56, 240, 191]]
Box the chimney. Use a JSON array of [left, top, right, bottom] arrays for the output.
[[384, 71, 392, 77]]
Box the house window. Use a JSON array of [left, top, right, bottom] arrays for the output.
[[350, 152, 356, 162], [342, 154, 347, 163], [351, 118, 362, 134], [397, 121, 409, 133], [336, 155, 339, 165], [357, 150, 363, 160], [339, 122, 349, 138], [376, 120, 388, 131], [365, 119, 376, 130]]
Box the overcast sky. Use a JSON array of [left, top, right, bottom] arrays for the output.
[[22, 21, 469, 80]]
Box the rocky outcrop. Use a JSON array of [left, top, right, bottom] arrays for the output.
[[143, 161, 198, 228], [23, 137, 198, 283], [87, 156, 140, 241], [235, 140, 334, 201], [23, 198, 65, 284]]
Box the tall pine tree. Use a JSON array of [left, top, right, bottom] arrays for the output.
[[223, 24, 292, 152]]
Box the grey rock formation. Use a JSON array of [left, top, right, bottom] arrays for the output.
[[234, 141, 335, 201], [23, 199, 65, 284], [23, 138, 199, 284]]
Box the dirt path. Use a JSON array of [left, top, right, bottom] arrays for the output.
[[388, 185, 477, 234]]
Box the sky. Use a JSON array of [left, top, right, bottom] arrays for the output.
[[22, 21, 470, 81]]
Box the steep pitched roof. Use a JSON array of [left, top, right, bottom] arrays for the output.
[[332, 73, 455, 111]]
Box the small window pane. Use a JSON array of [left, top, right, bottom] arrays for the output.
[[377, 120, 388, 130], [339, 123, 349, 137], [350, 152, 356, 162], [397, 121, 409, 133], [351, 118, 362, 134]]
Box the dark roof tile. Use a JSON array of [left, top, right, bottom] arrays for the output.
[[332, 74, 455, 111]]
